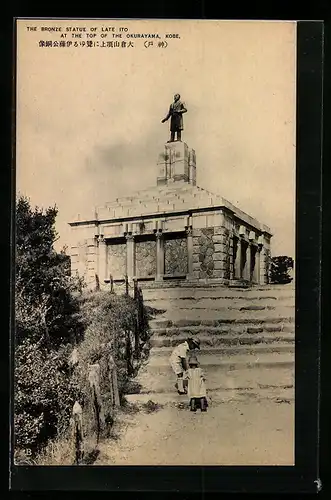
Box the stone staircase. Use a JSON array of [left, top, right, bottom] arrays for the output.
[[127, 283, 295, 405]]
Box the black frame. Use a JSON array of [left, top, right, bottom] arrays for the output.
[[8, 19, 323, 493]]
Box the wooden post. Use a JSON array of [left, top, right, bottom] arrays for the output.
[[109, 354, 120, 407], [88, 363, 105, 444], [125, 274, 129, 296], [126, 330, 133, 376], [110, 274, 114, 293], [72, 401, 84, 465]]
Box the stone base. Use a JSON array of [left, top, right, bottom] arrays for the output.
[[157, 141, 196, 186]]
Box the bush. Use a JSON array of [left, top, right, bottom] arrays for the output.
[[15, 195, 85, 348], [14, 341, 84, 455], [14, 195, 151, 462], [14, 196, 85, 459], [76, 290, 151, 414], [270, 256, 294, 284]]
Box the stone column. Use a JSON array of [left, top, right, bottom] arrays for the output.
[[254, 247, 261, 283], [155, 232, 164, 281], [259, 244, 269, 285], [186, 226, 194, 278], [245, 243, 252, 281], [229, 235, 235, 280], [98, 235, 108, 286], [234, 237, 242, 279], [126, 233, 135, 282]]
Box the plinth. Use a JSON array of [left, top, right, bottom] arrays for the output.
[[157, 141, 196, 186]]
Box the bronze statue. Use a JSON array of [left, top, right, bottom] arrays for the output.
[[161, 94, 187, 142]]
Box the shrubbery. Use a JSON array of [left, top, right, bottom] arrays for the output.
[[14, 196, 151, 463], [15, 196, 85, 457], [77, 290, 150, 398], [270, 255, 294, 284]]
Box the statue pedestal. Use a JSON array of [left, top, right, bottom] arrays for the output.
[[157, 141, 196, 186]]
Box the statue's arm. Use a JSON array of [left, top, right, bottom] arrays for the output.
[[161, 106, 172, 123], [176, 103, 187, 115]]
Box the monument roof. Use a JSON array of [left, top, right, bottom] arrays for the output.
[[70, 182, 272, 235]]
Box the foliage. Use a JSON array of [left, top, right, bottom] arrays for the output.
[[14, 195, 85, 456], [14, 195, 151, 461], [77, 290, 151, 402], [270, 255, 294, 284], [15, 195, 84, 348], [14, 341, 84, 454]]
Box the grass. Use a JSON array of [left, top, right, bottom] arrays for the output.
[[34, 435, 74, 465]]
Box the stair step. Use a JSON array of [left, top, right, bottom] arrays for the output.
[[144, 352, 294, 372], [145, 301, 294, 312], [135, 364, 294, 394], [151, 324, 294, 337], [149, 316, 294, 329], [150, 343, 294, 357], [144, 295, 294, 303], [144, 290, 294, 297], [150, 333, 294, 348], [126, 386, 294, 406]]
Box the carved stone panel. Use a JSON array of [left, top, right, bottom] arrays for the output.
[[135, 239, 157, 278], [198, 228, 215, 278], [164, 236, 188, 276], [107, 240, 126, 279]]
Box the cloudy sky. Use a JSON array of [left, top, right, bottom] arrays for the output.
[[16, 19, 296, 257]]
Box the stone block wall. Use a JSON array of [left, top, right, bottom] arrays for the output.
[[192, 225, 231, 280], [70, 237, 97, 287]]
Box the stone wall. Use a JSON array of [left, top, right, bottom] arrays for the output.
[[192, 226, 231, 280], [70, 237, 97, 287]]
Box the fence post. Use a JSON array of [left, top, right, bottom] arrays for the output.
[[88, 363, 105, 444], [125, 274, 129, 296], [135, 286, 145, 358], [72, 401, 84, 465], [126, 330, 134, 376], [110, 274, 114, 294], [109, 353, 120, 407]]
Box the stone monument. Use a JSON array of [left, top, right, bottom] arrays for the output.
[[68, 104, 272, 290]]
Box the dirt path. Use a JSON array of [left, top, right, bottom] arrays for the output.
[[96, 397, 294, 466]]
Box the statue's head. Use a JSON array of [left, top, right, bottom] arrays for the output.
[[174, 94, 180, 101]]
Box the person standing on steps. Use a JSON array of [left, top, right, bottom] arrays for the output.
[[169, 337, 200, 395], [183, 355, 208, 412], [161, 93, 187, 143]]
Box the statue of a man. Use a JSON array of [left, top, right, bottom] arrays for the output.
[[161, 94, 187, 142]]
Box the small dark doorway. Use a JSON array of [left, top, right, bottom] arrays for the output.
[[250, 246, 257, 282], [241, 240, 248, 279]]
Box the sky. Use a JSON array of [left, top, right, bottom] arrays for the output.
[[16, 19, 296, 257]]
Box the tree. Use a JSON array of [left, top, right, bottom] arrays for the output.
[[15, 195, 84, 347], [15, 195, 85, 455], [270, 255, 294, 284]]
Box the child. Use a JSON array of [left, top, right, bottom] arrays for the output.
[[184, 355, 208, 412], [169, 337, 200, 395]]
